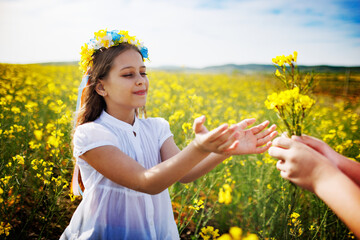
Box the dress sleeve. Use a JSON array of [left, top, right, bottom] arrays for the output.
[[155, 118, 174, 147], [73, 122, 118, 158]]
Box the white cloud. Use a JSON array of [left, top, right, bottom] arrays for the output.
[[0, 0, 359, 67]]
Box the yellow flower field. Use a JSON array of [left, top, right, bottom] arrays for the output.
[[0, 63, 359, 239]]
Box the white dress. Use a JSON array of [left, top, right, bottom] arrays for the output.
[[61, 111, 180, 240]]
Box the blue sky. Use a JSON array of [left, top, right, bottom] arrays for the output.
[[0, 0, 359, 67]]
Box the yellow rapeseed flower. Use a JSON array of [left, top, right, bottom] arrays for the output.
[[218, 227, 259, 240], [182, 122, 192, 134], [229, 227, 243, 240], [264, 92, 279, 110], [0, 222, 11, 236], [189, 199, 205, 212], [47, 135, 60, 148], [299, 95, 315, 110], [219, 184, 232, 204], [265, 87, 314, 113], [243, 233, 259, 240], [11, 106, 21, 114], [291, 212, 300, 219], [29, 141, 41, 149], [286, 55, 292, 65], [34, 130, 43, 141], [293, 51, 298, 62], [200, 226, 220, 240], [275, 69, 282, 77], [218, 234, 232, 240], [0, 188, 3, 203], [12, 155, 25, 165], [25, 101, 38, 112]]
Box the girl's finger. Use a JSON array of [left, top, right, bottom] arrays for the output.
[[249, 120, 269, 134], [257, 131, 278, 147], [206, 123, 229, 142], [272, 136, 292, 149], [226, 140, 239, 152], [254, 141, 272, 154], [217, 131, 240, 151], [211, 124, 238, 144], [237, 118, 256, 131], [255, 124, 276, 139], [219, 139, 240, 153], [193, 115, 206, 133]]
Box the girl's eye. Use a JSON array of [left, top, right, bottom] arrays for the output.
[[122, 74, 133, 77], [140, 72, 147, 76]]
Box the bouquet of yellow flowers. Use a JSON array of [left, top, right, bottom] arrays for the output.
[[265, 52, 317, 136]]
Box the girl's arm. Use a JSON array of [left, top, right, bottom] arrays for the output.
[[293, 135, 360, 187], [161, 118, 277, 183], [160, 137, 228, 183], [269, 136, 360, 238], [80, 118, 237, 195]]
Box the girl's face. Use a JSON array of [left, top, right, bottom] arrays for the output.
[[99, 49, 149, 114]]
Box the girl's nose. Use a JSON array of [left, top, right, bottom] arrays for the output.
[[136, 75, 145, 86]]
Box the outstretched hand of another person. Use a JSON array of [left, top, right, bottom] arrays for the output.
[[226, 119, 277, 155], [292, 135, 342, 167], [268, 136, 336, 192], [292, 135, 360, 187], [269, 135, 360, 238]]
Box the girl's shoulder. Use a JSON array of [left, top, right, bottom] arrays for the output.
[[74, 122, 117, 147], [75, 121, 114, 135], [72, 122, 118, 158]]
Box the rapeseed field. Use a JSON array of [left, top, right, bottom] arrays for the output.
[[0, 63, 359, 239]]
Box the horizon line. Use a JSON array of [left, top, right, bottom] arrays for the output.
[[1, 61, 360, 68]]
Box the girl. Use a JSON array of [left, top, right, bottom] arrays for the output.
[[61, 29, 277, 239]]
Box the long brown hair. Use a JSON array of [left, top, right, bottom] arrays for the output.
[[73, 43, 146, 194]]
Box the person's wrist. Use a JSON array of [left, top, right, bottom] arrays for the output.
[[191, 139, 211, 154], [313, 163, 340, 196]]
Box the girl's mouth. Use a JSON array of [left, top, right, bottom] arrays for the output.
[[133, 90, 147, 95]]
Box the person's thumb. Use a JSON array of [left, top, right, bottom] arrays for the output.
[[193, 115, 206, 134]]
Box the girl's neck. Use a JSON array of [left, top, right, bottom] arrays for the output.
[[105, 107, 136, 125]]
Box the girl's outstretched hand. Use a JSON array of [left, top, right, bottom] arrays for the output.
[[192, 116, 240, 154], [225, 119, 277, 155]]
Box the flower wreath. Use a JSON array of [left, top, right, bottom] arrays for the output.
[[79, 29, 149, 73]]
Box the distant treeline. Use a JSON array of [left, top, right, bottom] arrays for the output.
[[200, 64, 360, 74], [31, 62, 360, 74]]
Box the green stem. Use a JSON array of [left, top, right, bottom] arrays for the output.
[[291, 64, 295, 88], [278, 109, 293, 136], [311, 208, 328, 240]]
